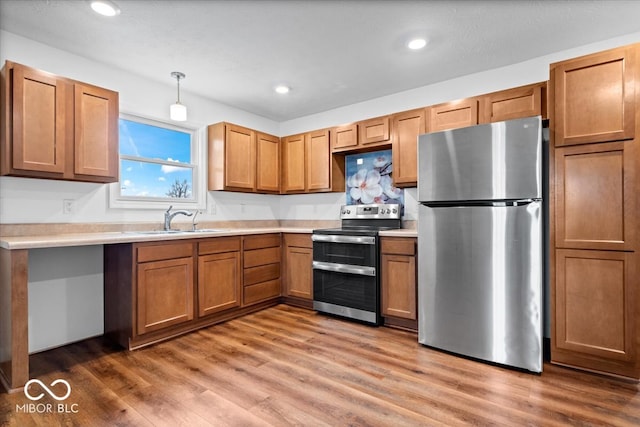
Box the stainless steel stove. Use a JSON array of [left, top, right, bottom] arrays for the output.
[[311, 203, 401, 325]]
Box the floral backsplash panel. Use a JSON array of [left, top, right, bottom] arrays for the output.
[[345, 149, 404, 207]]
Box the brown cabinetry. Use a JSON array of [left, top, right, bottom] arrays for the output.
[[135, 242, 195, 335], [550, 42, 640, 379], [331, 123, 358, 151], [207, 122, 280, 194], [479, 82, 546, 124], [197, 237, 241, 316], [391, 109, 426, 187], [1, 61, 118, 182], [282, 233, 313, 307], [104, 234, 281, 350], [242, 234, 281, 305], [281, 129, 344, 194], [256, 132, 280, 193], [331, 116, 391, 153], [358, 115, 391, 147], [552, 45, 635, 146], [428, 98, 478, 132], [380, 237, 417, 331]]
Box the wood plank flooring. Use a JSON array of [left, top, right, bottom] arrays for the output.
[[1, 304, 639, 426]]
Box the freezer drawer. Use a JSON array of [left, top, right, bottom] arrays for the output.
[[417, 202, 543, 372]]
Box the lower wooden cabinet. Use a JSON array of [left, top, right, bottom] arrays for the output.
[[197, 237, 241, 316], [135, 242, 195, 335], [104, 234, 281, 350], [242, 234, 281, 305], [552, 248, 638, 378], [380, 237, 417, 331], [282, 233, 313, 307]]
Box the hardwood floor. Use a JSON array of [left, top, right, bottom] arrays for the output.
[[1, 304, 639, 426]]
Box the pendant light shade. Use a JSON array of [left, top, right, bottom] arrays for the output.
[[170, 71, 187, 121]]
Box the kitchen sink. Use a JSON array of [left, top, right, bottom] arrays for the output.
[[123, 229, 227, 235]]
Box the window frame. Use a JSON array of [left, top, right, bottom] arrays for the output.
[[109, 112, 206, 210]]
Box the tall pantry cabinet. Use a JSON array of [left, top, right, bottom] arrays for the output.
[[550, 43, 640, 379]]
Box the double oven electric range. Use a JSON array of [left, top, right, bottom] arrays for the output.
[[312, 203, 401, 325]]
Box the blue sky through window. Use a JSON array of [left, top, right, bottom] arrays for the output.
[[119, 118, 194, 199]]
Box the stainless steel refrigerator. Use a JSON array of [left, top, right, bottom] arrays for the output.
[[417, 116, 544, 373]]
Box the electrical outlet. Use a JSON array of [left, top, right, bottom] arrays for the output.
[[63, 199, 75, 214], [209, 202, 216, 215]]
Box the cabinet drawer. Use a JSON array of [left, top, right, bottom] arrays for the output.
[[244, 263, 280, 286], [244, 246, 280, 268], [381, 238, 416, 256], [244, 279, 281, 305], [199, 236, 241, 255], [137, 242, 193, 263], [283, 233, 312, 248], [243, 233, 281, 250]]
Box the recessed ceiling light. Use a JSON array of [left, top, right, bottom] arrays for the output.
[[275, 85, 290, 94], [407, 38, 428, 50], [90, 0, 121, 17]]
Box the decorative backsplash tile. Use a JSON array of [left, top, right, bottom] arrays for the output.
[[345, 149, 404, 208]]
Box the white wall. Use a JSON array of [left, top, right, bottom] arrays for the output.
[[4, 29, 640, 351]]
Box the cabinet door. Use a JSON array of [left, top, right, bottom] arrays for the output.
[[198, 251, 241, 316], [358, 115, 390, 146], [391, 109, 425, 187], [74, 83, 118, 180], [306, 129, 331, 191], [552, 45, 636, 146], [331, 124, 358, 152], [555, 141, 635, 251], [256, 132, 280, 193], [429, 98, 478, 132], [381, 238, 417, 320], [479, 83, 545, 124], [281, 133, 306, 193], [137, 257, 194, 335], [225, 124, 256, 190], [284, 245, 313, 299], [11, 63, 67, 174], [553, 249, 637, 377]]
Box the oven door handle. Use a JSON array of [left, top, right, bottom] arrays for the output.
[[312, 261, 376, 277], [311, 234, 376, 245]]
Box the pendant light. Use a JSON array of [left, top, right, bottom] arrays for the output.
[[170, 71, 187, 121]]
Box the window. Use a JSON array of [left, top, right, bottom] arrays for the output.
[[110, 113, 204, 209]]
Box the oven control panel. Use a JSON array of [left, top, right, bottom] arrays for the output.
[[340, 203, 401, 220]]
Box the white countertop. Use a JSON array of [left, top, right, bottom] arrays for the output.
[[0, 227, 417, 250]]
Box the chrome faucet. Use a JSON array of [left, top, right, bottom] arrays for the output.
[[164, 205, 193, 231]]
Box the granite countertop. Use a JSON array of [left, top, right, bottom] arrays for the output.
[[0, 225, 417, 250]]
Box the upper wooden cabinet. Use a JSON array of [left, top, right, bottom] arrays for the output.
[[479, 82, 547, 124], [282, 129, 344, 194], [256, 132, 280, 193], [428, 98, 479, 132], [307, 129, 331, 191], [358, 115, 391, 146], [207, 122, 280, 194], [391, 108, 425, 187], [281, 133, 307, 193], [0, 61, 118, 182], [331, 116, 391, 153], [551, 45, 636, 146], [331, 123, 358, 151]]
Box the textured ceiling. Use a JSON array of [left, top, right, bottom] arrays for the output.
[[1, 0, 640, 121]]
